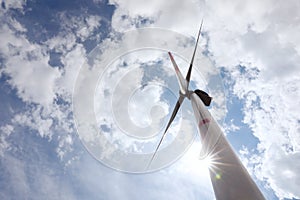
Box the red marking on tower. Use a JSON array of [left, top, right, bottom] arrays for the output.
[[199, 118, 210, 127]]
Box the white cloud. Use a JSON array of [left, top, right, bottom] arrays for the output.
[[0, 151, 77, 200], [1, 0, 26, 11], [0, 125, 14, 156], [6, 58, 61, 106], [58, 13, 103, 42], [0, 23, 61, 106], [0, 10, 89, 161], [91, 49, 174, 157], [223, 119, 240, 134], [0, 15, 78, 160], [109, 0, 204, 35], [57, 43, 86, 96], [236, 76, 300, 199], [12, 106, 53, 138], [259, 145, 300, 199], [45, 33, 77, 53]]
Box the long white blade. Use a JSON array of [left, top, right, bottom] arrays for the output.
[[186, 19, 203, 89], [168, 52, 188, 95], [147, 95, 185, 169]]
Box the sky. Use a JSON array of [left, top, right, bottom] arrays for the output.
[[0, 0, 299, 200]]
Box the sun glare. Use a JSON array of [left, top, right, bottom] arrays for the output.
[[200, 155, 213, 170], [178, 142, 216, 178]]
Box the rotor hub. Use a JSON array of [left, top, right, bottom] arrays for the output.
[[179, 90, 193, 100]]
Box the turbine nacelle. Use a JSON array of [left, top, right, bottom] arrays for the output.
[[179, 89, 211, 107], [194, 89, 212, 106]]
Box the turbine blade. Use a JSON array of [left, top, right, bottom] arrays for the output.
[[186, 19, 203, 88], [147, 95, 185, 169], [168, 52, 188, 95]]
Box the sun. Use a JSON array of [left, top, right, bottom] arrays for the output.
[[177, 142, 215, 178], [200, 154, 214, 170]]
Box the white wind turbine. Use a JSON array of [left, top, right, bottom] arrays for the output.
[[148, 21, 265, 200]]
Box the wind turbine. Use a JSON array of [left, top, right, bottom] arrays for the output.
[[148, 21, 266, 200]]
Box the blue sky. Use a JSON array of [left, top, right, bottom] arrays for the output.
[[1, 0, 300, 199]]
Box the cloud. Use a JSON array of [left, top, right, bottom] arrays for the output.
[[259, 145, 300, 199], [57, 12, 103, 42], [0, 125, 13, 156], [0, 141, 78, 200], [0, 22, 61, 106], [0, 5, 91, 159], [109, 0, 204, 35], [236, 75, 300, 199], [1, 0, 26, 11]]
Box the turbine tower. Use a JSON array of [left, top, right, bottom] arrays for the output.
[[149, 21, 266, 200]]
